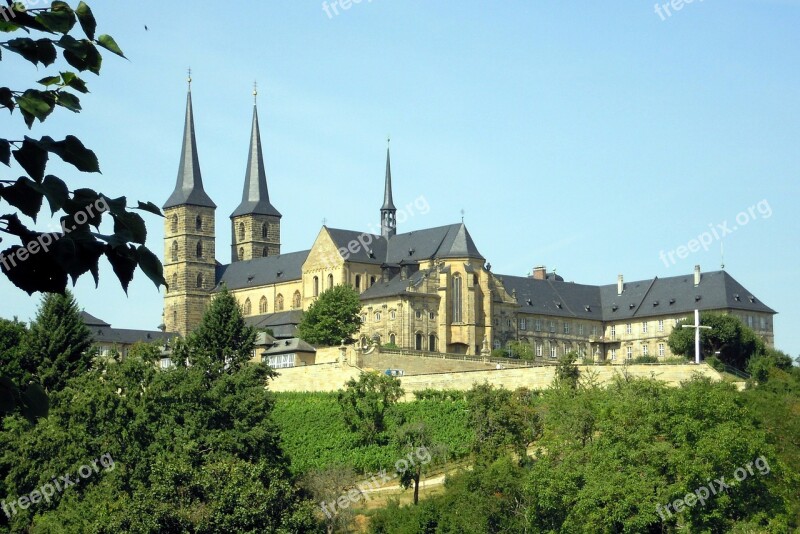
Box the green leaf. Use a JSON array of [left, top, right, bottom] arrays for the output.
[[39, 135, 99, 173], [0, 87, 14, 111], [96, 33, 124, 58], [0, 139, 9, 166], [37, 75, 62, 86], [55, 90, 81, 112], [112, 210, 147, 244], [0, 376, 17, 413], [105, 244, 137, 293], [35, 3, 75, 34], [12, 137, 49, 182], [36, 38, 58, 66], [0, 244, 68, 295], [135, 201, 163, 217], [40, 174, 69, 213], [58, 35, 101, 74], [75, 1, 95, 40], [60, 71, 89, 93], [0, 177, 44, 220], [20, 382, 49, 420], [16, 89, 56, 126], [137, 245, 166, 289], [3, 37, 39, 64]]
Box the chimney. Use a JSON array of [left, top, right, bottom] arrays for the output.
[[694, 265, 701, 287], [532, 266, 547, 280], [617, 274, 624, 296]]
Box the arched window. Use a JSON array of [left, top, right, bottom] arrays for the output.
[[293, 291, 301, 309], [415, 333, 423, 351], [370, 276, 376, 287], [196, 272, 203, 288], [171, 272, 177, 291], [238, 247, 245, 261], [313, 276, 319, 297], [170, 215, 178, 233], [355, 275, 361, 291], [259, 296, 268, 314], [327, 273, 334, 289], [238, 222, 245, 241], [262, 247, 268, 257], [172, 308, 177, 325], [195, 215, 202, 231], [375, 312, 381, 321], [452, 274, 462, 323], [276, 294, 284, 311], [429, 334, 437, 352], [389, 333, 396, 345], [244, 298, 252, 315], [196, 240, 203, 259], [171, 241, 178, 262], [261, 223, 268, 239]]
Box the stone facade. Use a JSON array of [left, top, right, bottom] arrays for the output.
[[231, 214, 280, 262]]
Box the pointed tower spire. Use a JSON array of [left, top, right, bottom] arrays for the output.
[[380, 138, 397, 239], [163, 78, 216, 209], [230, 101, 281, 218]]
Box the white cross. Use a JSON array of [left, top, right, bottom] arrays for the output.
[[681, 309, 712, 364]]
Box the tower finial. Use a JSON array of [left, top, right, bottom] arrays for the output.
[[187, 68, 192, 90], [253, 80, 258, 104], [387, 135, 390, 146]]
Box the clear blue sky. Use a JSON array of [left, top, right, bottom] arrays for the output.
[[2, 1, 798, 356]]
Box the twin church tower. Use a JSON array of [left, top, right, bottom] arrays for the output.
[[161, 82, 285, 334]]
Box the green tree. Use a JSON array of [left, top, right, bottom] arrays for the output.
[[0, 2, 165, 295], [466, 382, 540, 463], [0, 317, 27, 383], [554, 350, 580, 389], [298, 284, 362, 346], [338, 371, 403, 445], [393, 421, 443, 505], [22, 289, 92, 391], [668, 312, 765, 370], [182, 285, 257, 374], [506, 340, 534, 360]]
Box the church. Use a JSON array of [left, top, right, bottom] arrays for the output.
[[162, 86, 776, 364]]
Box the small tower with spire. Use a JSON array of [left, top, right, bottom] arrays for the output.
[[230, 83, 282, 262], [162, 72, 217, 337], [380, 138, 397, 239]]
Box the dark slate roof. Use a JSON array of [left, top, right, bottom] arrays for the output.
[[499, 276, 603, 320], [262, 337, 317, 355], [163, 91, 216, 209], [327, 228, 386, 264], [499, 269, 775, 321], [244, 310, 303, 339], [360, 270, 429, 300], [385, 223, 484, 263], [215, 250, 310, 290], [599, 270, 776, 320], [230, 105, 281, 218], [381, 147, 396, 211], [80, 311, 110, 328], [89, 327, 176, 346]]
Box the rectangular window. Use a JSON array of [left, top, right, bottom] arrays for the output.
[[266, 353, 296, 369], [549, 321, 556, 333], [536, 343, 543, 357], [535, 319, 542, 332], [610, 325, 616, 339], [641, 321, 648, 333], [592, 325, 599, 337], [550, 344, 557, 358], [626, 323, 632, 335], [658, 343, 665, 357], [610, 348, 617, 361], [658, 320, 664, 332], [642, 345, 648, 356], [563, 322, 570, 334], [626, 346, 632, 360], [747, 316, 754, 328], [519, 318, 527, 330], [578, 323, 584, 336], [759, 317, 766, 330]]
